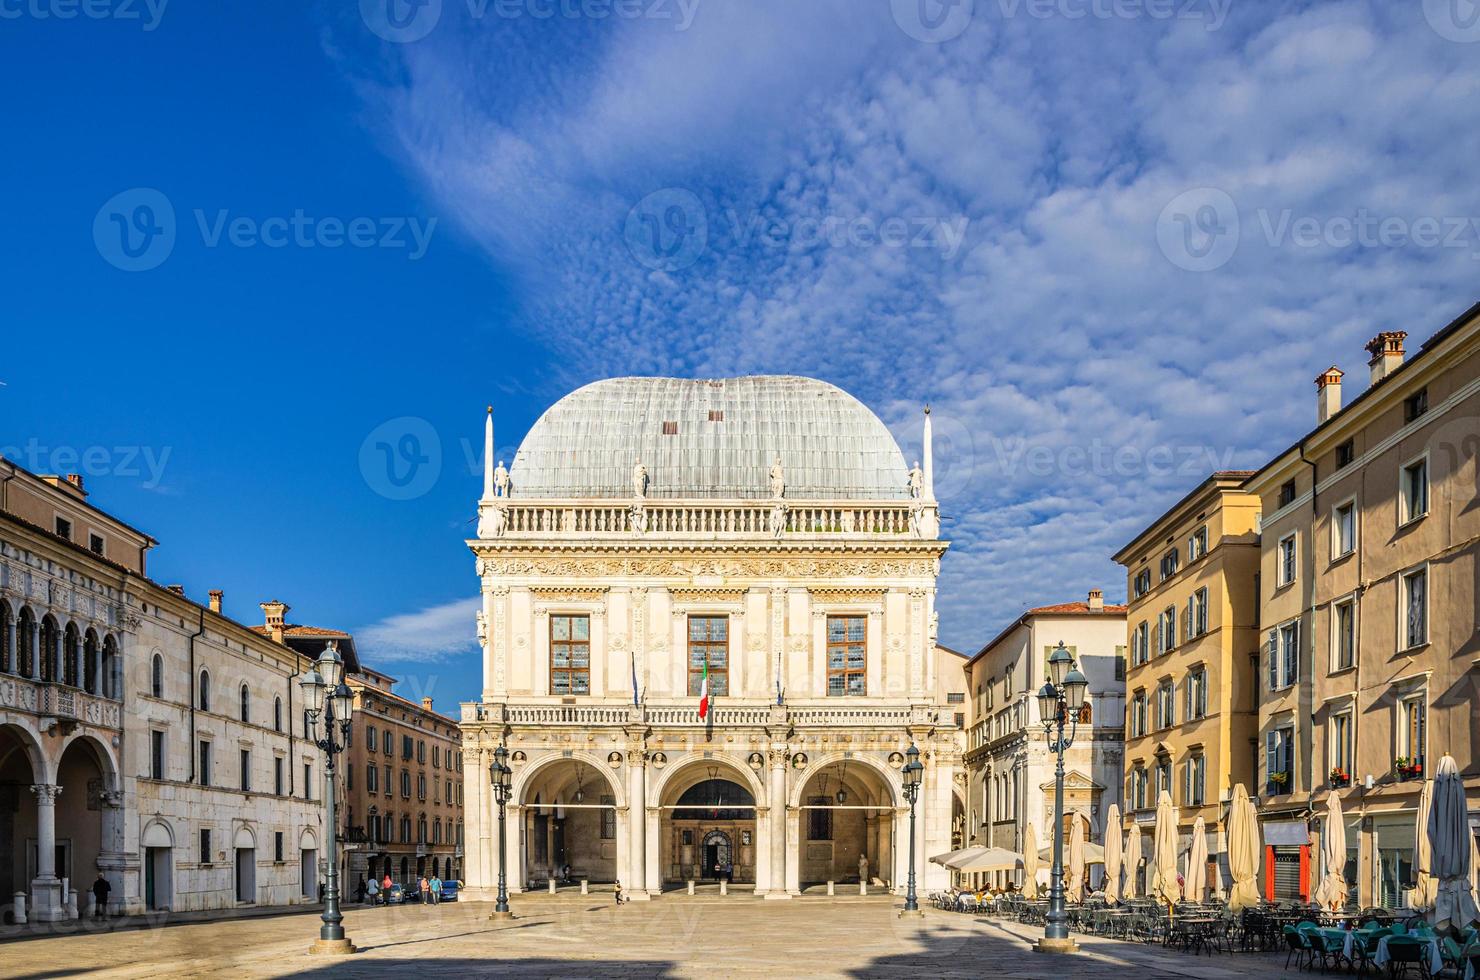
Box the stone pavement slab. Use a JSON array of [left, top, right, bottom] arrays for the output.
[[0, 896, 1306, 979]]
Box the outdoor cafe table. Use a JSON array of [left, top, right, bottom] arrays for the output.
[[1373, 935, 1444, 976]]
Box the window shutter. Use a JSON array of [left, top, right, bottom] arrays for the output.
[[1267, 630, 1278, 690], [1186, 597, 1194, 640]]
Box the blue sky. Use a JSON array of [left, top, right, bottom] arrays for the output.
[[3, 0, 1478, 708]]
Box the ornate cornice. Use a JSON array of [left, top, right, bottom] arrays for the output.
[[531, 587, 609, 602], [475, 555, 940, 579]]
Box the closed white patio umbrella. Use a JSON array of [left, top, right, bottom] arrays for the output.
[[1185, 816, 1209, 903], [1021, 823, 1040, 900], [1314, 792, 1348, 910], [1227, 783, 1260, 912], [1411, 777, 1438, 913], [1067, 818, 1086, 903], [1428, 755, 1479, 931], [1151, 790, 1182, 906], [1103, 804, 1123, 905], [1123, 828, 1143, 900]]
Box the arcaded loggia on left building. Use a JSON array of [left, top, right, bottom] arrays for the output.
[[0, 461, 325, 919]]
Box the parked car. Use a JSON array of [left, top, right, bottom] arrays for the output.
[[439, 880, 459, 902], [386, 883, 406, 904]]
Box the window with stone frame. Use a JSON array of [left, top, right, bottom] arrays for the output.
[[601, 795, 616, 839], [549, 614, 591, 695], [826, 615, 867, 696], [807, 796, 832, 840], [686, 615, 729, 696]]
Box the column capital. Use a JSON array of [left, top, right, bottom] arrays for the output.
[[31, 783, 61, 805]]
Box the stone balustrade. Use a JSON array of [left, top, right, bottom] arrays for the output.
[[461, 698, 928, 731], [478, 498, 936, 540], [0, 674, 122, 729]]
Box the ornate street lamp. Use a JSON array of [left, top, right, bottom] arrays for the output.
[[902, 742, 924, 913], [489, 744, 513, 920], [300, 642, 355, 956], [1034, 641, 1090, 954]]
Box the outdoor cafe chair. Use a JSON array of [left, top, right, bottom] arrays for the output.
[[1285, 925, 1315, 972]]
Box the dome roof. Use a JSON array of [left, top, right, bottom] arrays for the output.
[[509, 376, 912, 500]]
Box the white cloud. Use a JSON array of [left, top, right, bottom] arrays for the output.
[[332, 1, 1480, 651], [355, 596, 481, 664]]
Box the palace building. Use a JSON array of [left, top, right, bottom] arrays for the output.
[[458, 376, 958, 898]]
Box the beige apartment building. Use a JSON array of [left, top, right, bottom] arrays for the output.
[[962, 592, 1127, 887], [1245, 301, 1480, 907], [1113, 472, 1261, 896]]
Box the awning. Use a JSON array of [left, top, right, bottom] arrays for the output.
[[1263, 820, 1309, 846]]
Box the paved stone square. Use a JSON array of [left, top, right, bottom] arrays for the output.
[[1, 895, 1311, 979]]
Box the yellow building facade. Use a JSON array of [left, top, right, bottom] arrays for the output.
[[1114, 472, 1262, 895]]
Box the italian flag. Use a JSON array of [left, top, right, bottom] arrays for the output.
[[698, 659, 710, 720]]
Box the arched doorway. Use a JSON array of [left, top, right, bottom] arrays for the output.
[[793, 759, 896, 889], [658, 763, 759, 887], [515, 758, 621, 887], [141, 820, 174, 911], [0, 724, 42, 918], [55, 737, 110, 899]]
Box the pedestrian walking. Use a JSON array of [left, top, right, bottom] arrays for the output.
[[430, 875, 442, 905], [614, 879, 625, 905], [91, 873, 111, 918], [419, 876, 430, 904], [367, 876, 380, 906]]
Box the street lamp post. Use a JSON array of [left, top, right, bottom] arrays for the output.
[[301, 642, 356, 956], [1033, 641, 1090, 954], [489, 744, 513, 920], [901, 742, 924, 914]]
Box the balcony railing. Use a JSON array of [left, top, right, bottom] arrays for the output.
[[476, 498, 938, 541], [463, 699, 930, 730], [0, 675, 122, 729]]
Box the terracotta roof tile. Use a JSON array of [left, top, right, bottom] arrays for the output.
[[1026, 601, 1129, 615], [248, 624, 352, 638]]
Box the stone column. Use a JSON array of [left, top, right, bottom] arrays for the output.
[[505, 803, 523, 894], [97, 787, 129, 914], [5, 615, 16, 673], [765, 751, 789, 898], [30, 783, 63, 922], [626, 751, 648, 899]]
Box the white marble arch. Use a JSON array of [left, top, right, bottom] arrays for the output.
[[650, 753, 767, 807], [511, 751, 627, 808], [56, 728, 121, 786], [787, 751, 900, 809]]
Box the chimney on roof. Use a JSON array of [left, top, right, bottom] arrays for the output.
[[1087, 589, 1104, 612], [260, 599, 290, 644], [421, 696, 434, 712], [64, 473, 85, 493], [1316, 367, 1344, 424], [208, 590, 223, 614], [1365, 331, 1407, 384], [166, 584, 185, 596]]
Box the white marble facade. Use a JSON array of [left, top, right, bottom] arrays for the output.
[[460, 377, 959, 898]]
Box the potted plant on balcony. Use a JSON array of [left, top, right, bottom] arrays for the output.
[[1329, 767, 1351, 788], [1268, 771, 1290, 792], [1394, 757, 1423, 781]]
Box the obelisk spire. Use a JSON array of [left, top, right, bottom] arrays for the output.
[[481, 406, 495, 501], [922, 405, 934, 501]]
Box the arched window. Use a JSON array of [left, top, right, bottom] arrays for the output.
[[102, 634, 119, 699], [400, 816, 411, 843], [63, 623, 80, 687], [240, 683, 251, 723], [199, 670, 210, 711], [0, 600, 12, 674], [273, 697, 283, 732], [84, 629, 100, 694], [1077, 701, 1093, 725], [417, 814, 428, 844], [151, 653, 164, 698]]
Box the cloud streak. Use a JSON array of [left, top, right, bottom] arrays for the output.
[[355, 596, 481, 664]]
